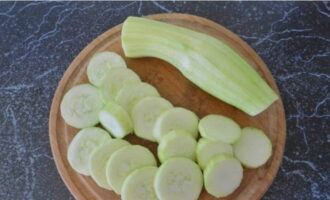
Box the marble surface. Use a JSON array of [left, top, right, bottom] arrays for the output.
[[0, 1, 329, 200]]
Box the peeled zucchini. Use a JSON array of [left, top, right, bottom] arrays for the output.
[[121, 166, 158, 200], [106, 145, 157, 194], [154, 157, 203, 200], [121, 17, 278, 116], [153, 107, 199, 141], [87, 51, 127, 87], [234, 127, 272, 168], [99, 101, 133, 138], [100, 67, 140, 102], [115, 82, 160, 114], [198, 114, 241, 144], [204, 154, 243, 198], [132, 96, 173, 142], [67, 127, 111, 176], [157, 130, 197, 163], [196, 138, 233, 169], [60, 84, 103, 128], [89, 139, 129, 190]]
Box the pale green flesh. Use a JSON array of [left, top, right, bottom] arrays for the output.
[[106, 145, 157, 194], [115, 82, 160, 114], [67, 127, 111, 176], [100, 67, 141, 102], [153, 107, 199, 142], [196, 138, 233, 169], [154, 157, 203, 200], [89, 139, 130, 190], [204, 154, 243, 198], [87, 51, 127, 87], [234, 127, 272, 168], [122, 17, 278, 116], [198, 114, 241, 144], [121, 166, 158, 200], [132, 96, 173, 142], [60, 84, 103, 128], [99, 101, 133, 138], [157, 130, 197, 163]]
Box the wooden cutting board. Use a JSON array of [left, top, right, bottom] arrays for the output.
[[49, 13, 286, 200]]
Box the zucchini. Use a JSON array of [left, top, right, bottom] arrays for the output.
[[204, 154, 243, 198], [60, 84, 103, 128], [115, 82, 160, 114], [132, 96, 173, 142], [121, 17, 278, 116], [89, 139, 130, 190], [157, 130, 197, 163], [196, 138, 233, 169], [87, 51, 127, 87], [100, 67, 140, 103], [99, 101, 133, 138], [153, 107, 199, 141], [234, 127, 272, 168], [154, 157, 203, 200], [67, 127, 111, 176], [106, 145, 157, 194], [198, 114, 241, 144], [121, 166, 158, 200]]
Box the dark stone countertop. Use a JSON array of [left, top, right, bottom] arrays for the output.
[[0, 1, 329, 200]]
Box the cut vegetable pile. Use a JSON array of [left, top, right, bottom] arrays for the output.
[[61, 16, 277, 200]]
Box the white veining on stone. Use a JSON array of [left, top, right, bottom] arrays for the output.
[[284, 156, 317, 170], [151, 1, 173, 13], [0, 83, 35, 91], [137, 1, 143, 16], [313, 2, 330, 18]]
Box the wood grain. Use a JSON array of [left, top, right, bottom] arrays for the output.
[[49, 13, 286, 200]]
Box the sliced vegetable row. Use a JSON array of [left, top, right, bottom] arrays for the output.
[[61, 51, 273, 200]]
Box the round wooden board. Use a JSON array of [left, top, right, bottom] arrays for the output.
[[49, 13, 286, 200]]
